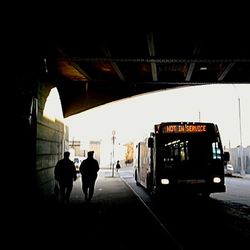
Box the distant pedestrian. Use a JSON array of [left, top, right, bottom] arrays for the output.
[[54, 151, 77, 203], [115, 160, 121, 172], [80, 151, 100, 201]]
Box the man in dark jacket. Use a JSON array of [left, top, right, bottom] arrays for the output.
[[54, 151, 77, 203], [80, 151, 100, 201]]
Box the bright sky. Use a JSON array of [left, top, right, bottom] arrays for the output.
[[44, 84, 250, 164]]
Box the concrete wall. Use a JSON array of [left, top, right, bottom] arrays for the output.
[[11, 54, 69, 204], [36, 81, 68, 199]]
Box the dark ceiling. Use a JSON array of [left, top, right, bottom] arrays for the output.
[[18, 30, 250, 117]]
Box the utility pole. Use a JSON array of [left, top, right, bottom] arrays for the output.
[[110, 152, 112, 169], [238, 98, 245, 175], [111, 130, 116, 177]]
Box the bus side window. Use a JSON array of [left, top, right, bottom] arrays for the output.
[[212, 142, 221, 159]]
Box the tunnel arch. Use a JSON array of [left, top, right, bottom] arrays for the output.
[[43, 87, 64, 121]]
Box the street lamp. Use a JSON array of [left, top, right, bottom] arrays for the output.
[[238, 98, 245, 176], [232, 84, 245, 176], [111, 130, 116, 177]]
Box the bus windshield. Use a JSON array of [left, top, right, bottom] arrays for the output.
[[157, 137, 222, 165]]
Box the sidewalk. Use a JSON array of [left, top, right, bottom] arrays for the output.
[[231, 173, 250, 180], [9, 168, 182, 250]]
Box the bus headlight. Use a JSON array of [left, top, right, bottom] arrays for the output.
[[213, 177, 221, 183], [161, 179, 169, 185]]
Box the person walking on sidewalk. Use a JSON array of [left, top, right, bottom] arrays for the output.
[[54, 151, 77, 203], [115, 160, 121, 172], [80, 151, 100, 201]]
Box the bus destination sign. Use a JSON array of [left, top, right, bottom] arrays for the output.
[[162, 124, 207, 133]]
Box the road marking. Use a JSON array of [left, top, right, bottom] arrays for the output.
[[120, 175, 184, 250]]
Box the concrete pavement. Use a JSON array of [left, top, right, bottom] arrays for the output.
[[9, 168, 182, 250]]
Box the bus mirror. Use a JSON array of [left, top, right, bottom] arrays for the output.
[[224, 151, 230, 162], [150, 132, 155, 137], [148, 138, 154, 148]]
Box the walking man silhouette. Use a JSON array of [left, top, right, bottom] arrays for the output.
[[54, 151, 77, 203], [80, 151, 100, 201]]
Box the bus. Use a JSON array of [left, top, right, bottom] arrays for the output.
[[134, 122, 230, 197]]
